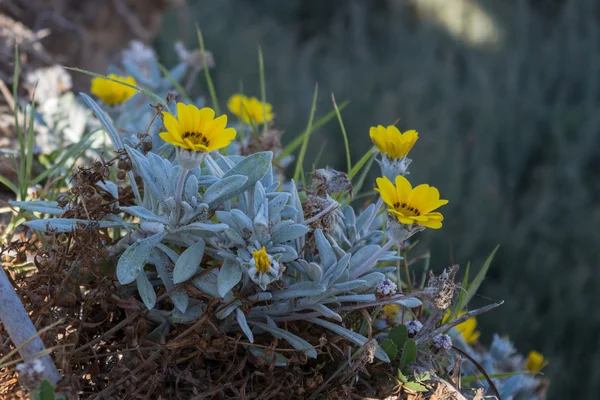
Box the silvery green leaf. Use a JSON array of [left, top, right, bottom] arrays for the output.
[[156, 243, 179, 263], [136, 271, 156, 310], [270, 224, 309, 244], [80, 93, 123, 149], [173, 239, 205, 284], [96, 181, 119, 199], [331, 280, 367, 292], [215, 300, 241, 319], [304, 262, 323, 282], [117, 232, 165, 284], [185, 174, 199, 203], [311, 304, 342, 322], [231, 209, 255, 235], [315, 229, 336, 270], [247, 347, 288, 367], [268, 193, 290, 222], [172, 304, 205, 323], [215, 211, 239, 230], [192, 269, 219, 298], [247, 292, 272, 302], [335, 294, 377, 302], [151, 248, 188, 313], [204, 175, 248, 206], [221, 151, 273, 200], [9, 200, 69, 215], [121, 206, 169, 224], [249, 322, 317, 358], [174, 222, 228, 233], [281, 205, 298, 220], [322, 253, 350, 287], [349, 245, 380, 275], [270, 282, 326, 300], [289, 180, 303, 223], [236, 308, 254, 343], [378, 266, 397, 274], [391, 296, 422, 308], [148, 152, 172, 198], [342, 206, 356, 226], [271, 219, 294, 232], [125, 145, 163, 200], [265, 181, 280, 193], [253, 181, 267, 218], [308, 318, 389, 362], [334, 270, 349, 285], [260, 163, 274, 188], [24, 218, 122, 232], [277, 245, 298, 262], [353, 272, 385, 291], [197, 175, 218, 186], [218, 259, 242, 297], [223, 228, 245, 246], [253, 206, 270, 243]]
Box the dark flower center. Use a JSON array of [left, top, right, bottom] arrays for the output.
[[393, 201, 421, 216], [183, 131, 210, 146]]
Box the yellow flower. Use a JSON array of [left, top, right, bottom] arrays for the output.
[[227, 94, 274, 125], [252, 246, 271, 274], [370, 125, 418, 160], [444, 311, 480, 344], [90, 74, 137, 106], [383, 304, 400, 319], [375, 175, 448, 229], [160, 102, 236, 152], [526, 350, 548, 372]]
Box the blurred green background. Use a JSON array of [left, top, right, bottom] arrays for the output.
[[154, 1, 600, 398]]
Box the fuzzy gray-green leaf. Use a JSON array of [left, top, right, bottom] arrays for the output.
[[173, 239, 205, 284], [117, 232, 165, 284]]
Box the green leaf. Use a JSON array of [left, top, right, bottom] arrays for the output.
[[464, 246, 499, 308], [32, 380, 56, 400], [277, 100, 349, 162], [293, 83, 318, 183], [380, 338, 399, 361], [455, 261, 471, 314], [400, 339, 417, 370], [403, 381, 428, 392], [388, 324, 409, 349], [196, 26, 219, 115], [397, 369, 408, 383]]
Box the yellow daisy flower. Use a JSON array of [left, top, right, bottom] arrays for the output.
[[159, 102, 237, 152], [370, 125, 418, 160], [375, 175, 448, 229], [227, 94, 274, 125], [526, 350, 548, 372], [90, 74, 137, 106], [444, 311, 481, 344]]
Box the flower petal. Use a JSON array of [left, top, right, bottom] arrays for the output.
[[376, 177, 398, 207]]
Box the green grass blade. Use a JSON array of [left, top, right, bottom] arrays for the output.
[[465, 246, 500, 306], [24, 98, 35, 196], [348, 146, 375, 180], [0, 173, 18, 195], [331, 93, 351, 173], [461, 371, 535, 384], [258, 47, 268, 135], [293, 84, 319, 184], [352, 152, 376, 195], [455, 261, 471, 313], [196, 26, 220, 115], [13, 46, 26, 199], [157, 62, 192, 102], [65, 67, 168, 110], [32, 129, 98, 185], [278, 100, 349, 162]]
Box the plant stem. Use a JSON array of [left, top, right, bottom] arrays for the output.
[[174, 167, 189, 226], [402, 244, 413, 293], [0, 267, 60, 384]]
